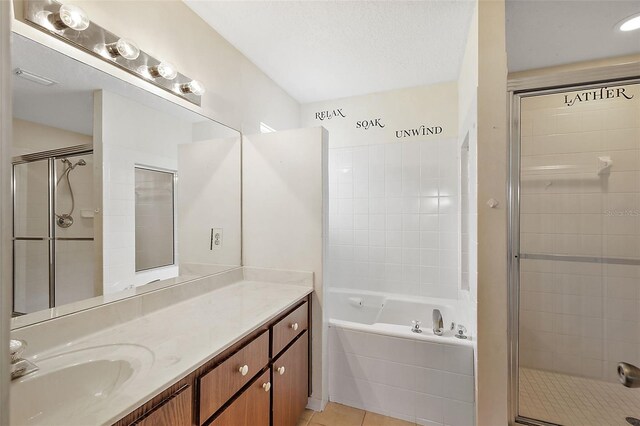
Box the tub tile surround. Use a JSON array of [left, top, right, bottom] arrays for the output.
[[10, 267, 313, 425], [327, 138, 460, 301], [329, 327, 474, 426]]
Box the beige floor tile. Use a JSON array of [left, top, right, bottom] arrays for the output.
[[362, 411, 416, 426], [308, 403, 366, 426], [297, 409, 315, 426]]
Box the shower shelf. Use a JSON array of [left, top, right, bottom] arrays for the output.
[[519, 253, 640, 265], [521, 156, 613, 178]]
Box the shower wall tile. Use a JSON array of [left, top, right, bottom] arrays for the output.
[[519, 83, 640, 382], [327, 138, 460, 299]]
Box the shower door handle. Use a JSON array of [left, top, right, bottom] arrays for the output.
[[618, 362, 640, 388]]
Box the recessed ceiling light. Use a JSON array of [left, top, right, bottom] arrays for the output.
[[618, 13, 640, 32]]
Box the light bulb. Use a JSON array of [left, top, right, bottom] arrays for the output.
[[619, 14, 640, 32], [106, 38, 140, 60], [149, 62, 178, 80], [51, 4, 90, 31], [180, 80, 205, 96]]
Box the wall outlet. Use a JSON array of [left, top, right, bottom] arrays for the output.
[[210, 228, 223, 250]]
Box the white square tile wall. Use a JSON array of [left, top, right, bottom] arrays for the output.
[[518, 83, 640, 382], [327, 138, 460, 299], [329, 326, 475, 426]]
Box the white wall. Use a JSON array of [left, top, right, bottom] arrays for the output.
[[12, 0, 301, 134], [301, 83, 469, 302], [457, 3, 479, 343], [519, 82, 640, 382], [12, 118, 91, 157], [242, 127, 329, 410], [96, 90, 192, 293], [178, 136, 241, 272], [476, 1, 509, 423]]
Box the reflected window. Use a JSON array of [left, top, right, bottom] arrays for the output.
[[134, 167, 175, 271]]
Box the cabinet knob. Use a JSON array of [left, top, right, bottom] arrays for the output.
[[239, 365, 249, 376], [277, 366, 286, 375], [262, 382, 271, 392], [291, 323, 299, 331]]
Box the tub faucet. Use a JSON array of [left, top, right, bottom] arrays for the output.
[[432, 309, 444, 336], [10, 339, 38, 380]]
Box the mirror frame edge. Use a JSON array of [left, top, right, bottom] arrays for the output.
[[1, 0, 13, 424]]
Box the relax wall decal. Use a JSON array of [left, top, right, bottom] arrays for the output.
[[314, 109, 346, 120], [356, 118, 385, 130], [563, 86, 634, 107], [395, 125, 443, 138]]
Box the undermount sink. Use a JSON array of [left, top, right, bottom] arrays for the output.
[[10, 344, 154, 426]]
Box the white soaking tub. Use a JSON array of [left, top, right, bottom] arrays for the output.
[[328, 288, 475, 426]]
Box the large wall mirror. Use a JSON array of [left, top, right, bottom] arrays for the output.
[[10, 33, 242, 326]]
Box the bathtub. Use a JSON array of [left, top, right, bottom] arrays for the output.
[[328, 288, 475, 426]]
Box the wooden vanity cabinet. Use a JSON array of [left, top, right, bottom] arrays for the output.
[[209, 370, 271, 426], [198, 331, 269, 424], [132, 385, 192, 426], [272, 332, 309, 426], [114, 297, 311, 426]]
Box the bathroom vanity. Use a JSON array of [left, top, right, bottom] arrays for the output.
[[10, 268, 314, 426], [114, 299, 310, 426]]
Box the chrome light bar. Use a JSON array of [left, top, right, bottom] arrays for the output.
[[24, 0, 204, 106]]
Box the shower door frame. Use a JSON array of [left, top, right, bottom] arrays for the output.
[[507, 76, 640, 426], [11, 144, 93, 316]]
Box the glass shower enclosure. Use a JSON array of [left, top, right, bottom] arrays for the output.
[[12, 145, 97, 315], [511, 80, 640, 426]]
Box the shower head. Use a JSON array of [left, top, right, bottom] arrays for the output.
[[68, 159, 87, 170]]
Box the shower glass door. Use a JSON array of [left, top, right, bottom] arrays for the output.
[[12, 149, 96, 315], [13, 159, 50, 314], [514, 81, 640, 426]]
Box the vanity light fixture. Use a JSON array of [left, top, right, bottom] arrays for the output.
[[105, 38, 140, 60], [179, 80, 206, 96], [618, 13, 640, 32], [49, 4, 90, 31], [24, 0, 203, 106], [149, 62, 178, 80]]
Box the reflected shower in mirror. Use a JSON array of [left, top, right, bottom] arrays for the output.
[[10, 33, 241, 325]]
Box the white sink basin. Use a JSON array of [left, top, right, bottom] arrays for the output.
[[10, 344, 154, 426]]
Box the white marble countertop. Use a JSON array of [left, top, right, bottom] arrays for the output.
[[10, 279, 312, 426]]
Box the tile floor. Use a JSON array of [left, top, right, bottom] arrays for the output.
[[519, 367, 640, 426], [298, 402, 416, 426]]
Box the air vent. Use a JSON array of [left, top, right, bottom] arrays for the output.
[[14, 68, 57, 86]]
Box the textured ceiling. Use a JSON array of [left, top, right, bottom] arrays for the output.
[[507, 0, 640, 72], [185, 0, 476, 104]]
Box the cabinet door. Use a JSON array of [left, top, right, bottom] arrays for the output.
[[272, 331, 309, 426], [210, 370, 271, 426], [133, 385, 192, 426]]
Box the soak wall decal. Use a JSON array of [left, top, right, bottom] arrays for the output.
[[564, 86, 634, 106], [356, 118, 385, 130]]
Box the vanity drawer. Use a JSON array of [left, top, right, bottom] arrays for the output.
[[272, 301, 308, 357], [198, 331, 269, 425]]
